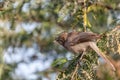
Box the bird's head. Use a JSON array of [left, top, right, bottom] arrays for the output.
[[55, 31, 68, 45]]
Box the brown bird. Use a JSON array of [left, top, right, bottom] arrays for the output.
[[55, 31, 116, 71]]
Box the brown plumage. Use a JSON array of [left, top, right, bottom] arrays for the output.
[[55, 31, 116, 71]]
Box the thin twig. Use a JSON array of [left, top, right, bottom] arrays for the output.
[[71, 63, 79, 80], [83, 0, 87, 32], [71, 52, 86, 80]]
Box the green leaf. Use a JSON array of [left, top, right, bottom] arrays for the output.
[[52, 58, 68, 68]]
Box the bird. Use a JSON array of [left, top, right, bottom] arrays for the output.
[[55, 31, 116, 71]]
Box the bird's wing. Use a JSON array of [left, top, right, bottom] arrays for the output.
[[69, 32, 100, 46]]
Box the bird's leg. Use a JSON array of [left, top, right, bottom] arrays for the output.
[[79, 51, 86, 61], [78, 50, 86, 65]]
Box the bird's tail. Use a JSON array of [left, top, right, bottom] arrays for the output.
[[89, 42, 116, 71]]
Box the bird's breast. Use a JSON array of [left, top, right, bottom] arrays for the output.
[[65, 42, 90, 54]]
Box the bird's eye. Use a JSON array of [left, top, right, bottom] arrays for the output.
[[59, 39, 65, 44], [55, 36, 65, 45], [55, 37, 59, 41]]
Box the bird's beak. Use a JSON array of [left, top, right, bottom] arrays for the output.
[[53, 39, 59, 45], [53, 40, 57, 43], [53, 37, 59, 44]]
